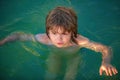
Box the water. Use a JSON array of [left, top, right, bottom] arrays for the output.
[[0, 0, 120, 80]]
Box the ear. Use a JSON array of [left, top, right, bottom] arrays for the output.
[[71, 35, 78, 44]]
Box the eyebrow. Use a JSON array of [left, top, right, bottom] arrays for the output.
[[50, 29, 70, 33]]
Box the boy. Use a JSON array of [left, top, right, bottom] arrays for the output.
[[0, 6, 118, 80]]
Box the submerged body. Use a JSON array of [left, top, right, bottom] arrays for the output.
[[45, 45, 81, 80]]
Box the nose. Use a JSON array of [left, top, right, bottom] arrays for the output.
[[56, 34, 62, 41]]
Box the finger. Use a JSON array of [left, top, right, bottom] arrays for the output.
[[99, 69, 103, 75], [112, 68, 116, 75], [104, 68, 109, 76], [112, 68, 118, 75], [108, 67, 112, 76], [115, 68, 118, 74]]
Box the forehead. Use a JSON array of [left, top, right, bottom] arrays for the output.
[[49, 26, 71, 33]]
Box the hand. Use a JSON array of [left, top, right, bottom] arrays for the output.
[[99, 63, 118, 76]]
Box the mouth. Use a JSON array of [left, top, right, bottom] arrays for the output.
[[57, 42, 64, 45]]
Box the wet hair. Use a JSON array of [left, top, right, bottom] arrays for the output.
[[46, 6, 78, 39]]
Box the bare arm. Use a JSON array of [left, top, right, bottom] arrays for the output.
[[0, 32, 36, 45], [81, 40, 112, 64], [74, 34, 118, 76]]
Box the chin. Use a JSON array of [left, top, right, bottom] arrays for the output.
[[55, 45, 64, 48]]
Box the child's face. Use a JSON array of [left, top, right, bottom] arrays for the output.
[[48, 27, 72, 48]]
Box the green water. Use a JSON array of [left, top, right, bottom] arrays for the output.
[[0, 0, 120, 80]]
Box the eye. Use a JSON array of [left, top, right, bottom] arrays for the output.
[[62, 32, 69, 35], [62, 33, 67, 35], [52, 31, 56, 35]]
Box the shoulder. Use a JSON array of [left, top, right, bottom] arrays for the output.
[[75, 34, 90, 45], [35, 33, 51, 44]]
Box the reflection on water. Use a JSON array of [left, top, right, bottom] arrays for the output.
[[21, 43, 41, 57]]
